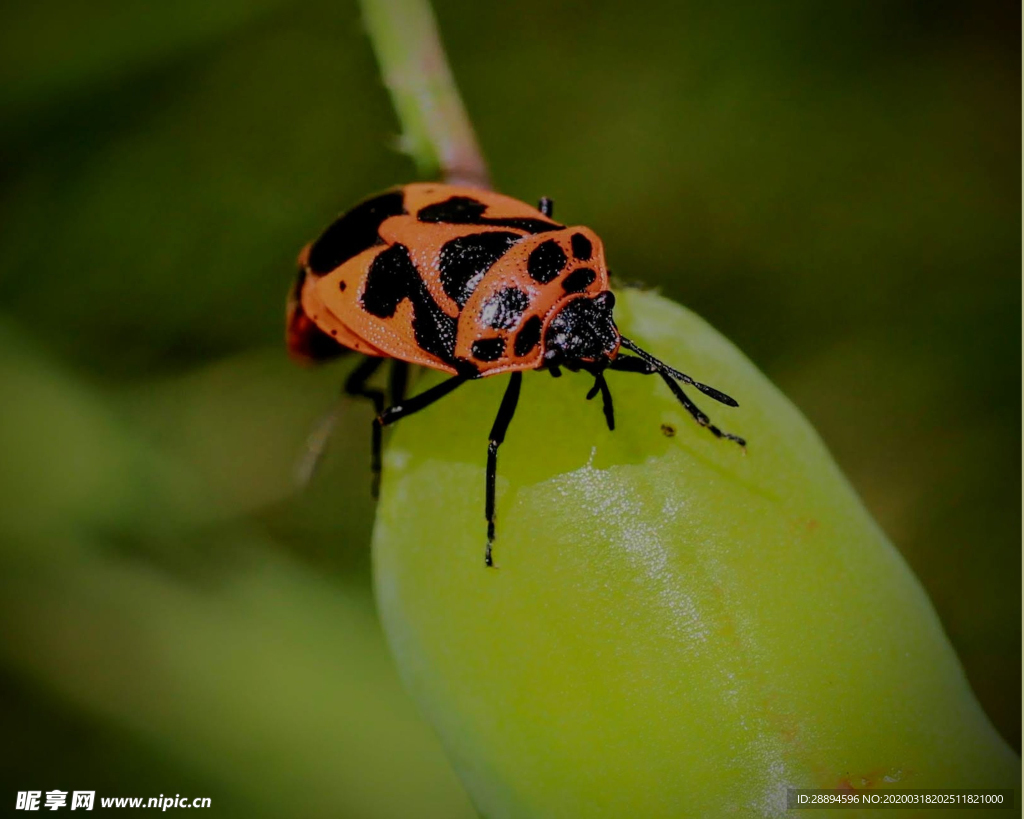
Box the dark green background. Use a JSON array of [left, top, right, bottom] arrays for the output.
[[0, 1, 1018, 815]]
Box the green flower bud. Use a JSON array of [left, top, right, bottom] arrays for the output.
[[373, 288, 1017, 818]]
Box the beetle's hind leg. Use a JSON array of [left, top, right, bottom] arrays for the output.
[[609, 352, 745, 446], [377, 370, 521, 566], [295, 356, 391, 491], [295, 355, 383, 488], [374, 371, 518, 567], [372, 371, 466, 498], [341, 357, 389, 497], [389, 360, 409, 407], [484, 373, 523, 568], [351, 358, 411, 497]]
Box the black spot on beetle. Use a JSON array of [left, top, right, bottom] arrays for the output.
[[438, 232, 521, 307], [527, 240, 567, 283], [480, 287, 530, 330], [418, 196, 486, 223], [570, 233, 592, 260], [361, 243, 457, 362], [338, 280, 347, 291], [360, 247, 408, 318], [471, 337, 505, 362], [514, 315, 542, 357], [455, 359, 481, 379], [307, 190, 406, 274], [561, 267, 596, 293], [418, 196, 563, 234]]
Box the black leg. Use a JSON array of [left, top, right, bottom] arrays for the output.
[[609, 354, 745, 447], [485, 373, 523, 567], [389, 360, 409, 406], [378, 373, 468, 427], [586, 371, 615, 431], [344, 356, 387, 497], [294, 356, 388, 488], [538, 196, 554, 218], [367, 372, 467, 497]]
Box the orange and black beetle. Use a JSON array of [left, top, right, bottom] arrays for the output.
[[288, 183, 744, 565]]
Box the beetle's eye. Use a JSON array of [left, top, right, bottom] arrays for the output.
[[595, 291, 615, 310]]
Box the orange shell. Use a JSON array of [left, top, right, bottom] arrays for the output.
[[287, 183, 614, 376]]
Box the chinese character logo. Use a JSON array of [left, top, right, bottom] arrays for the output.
[[70, 792, 95, 811]]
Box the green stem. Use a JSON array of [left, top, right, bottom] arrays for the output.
[[359, 0, 491, 188]]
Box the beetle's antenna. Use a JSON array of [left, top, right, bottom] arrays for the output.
[[611, 339, 745, 447], [619, 336, 738, 407]]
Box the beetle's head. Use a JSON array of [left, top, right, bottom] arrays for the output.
[[543, 291, 620, 368]]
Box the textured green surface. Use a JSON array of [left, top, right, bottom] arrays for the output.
[[374, 289, 1018, 817]]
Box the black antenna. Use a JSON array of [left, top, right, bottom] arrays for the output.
[[619, 336, 738, 407]]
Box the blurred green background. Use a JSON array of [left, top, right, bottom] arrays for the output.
[[0, 1, 1018, 815]]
